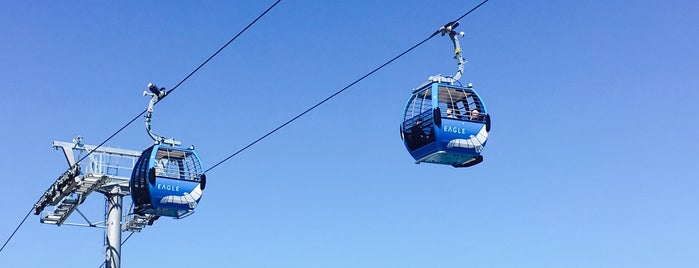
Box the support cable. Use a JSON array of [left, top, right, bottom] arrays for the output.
[[76, 0, 283, 166], [121, 231, 135, 245], [0, 208, 32, 254], [98, 232, 136, 268], [205, 0, 490, 172], [454, 0, 490, 22], [166, 0, 282, 96]]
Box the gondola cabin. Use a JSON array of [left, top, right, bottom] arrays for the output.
[[401, 79, 490, 167], [130, 144, 206, 218]]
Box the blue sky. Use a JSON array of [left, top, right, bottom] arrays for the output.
[[1, 1, 698, 267]]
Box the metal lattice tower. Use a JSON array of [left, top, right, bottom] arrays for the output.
[[33, 137, 157, 268]]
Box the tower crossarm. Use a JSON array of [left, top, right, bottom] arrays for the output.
[[35, 139, 141, 226]]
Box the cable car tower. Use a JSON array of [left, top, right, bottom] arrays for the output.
[[30, 83, 199, 268], [33, 136, 148, 268]]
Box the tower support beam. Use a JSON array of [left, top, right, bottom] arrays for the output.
[[105, 190, 123, 268]]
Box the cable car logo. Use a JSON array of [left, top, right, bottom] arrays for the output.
[[446, 125, 488, 151], [156, 184, 180, 192], [443, 126, 467, 134], [159, 184, 203, 209]]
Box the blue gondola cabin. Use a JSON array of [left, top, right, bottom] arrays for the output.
[[130, 144, 206, 218], [401, 79, 491, 168]]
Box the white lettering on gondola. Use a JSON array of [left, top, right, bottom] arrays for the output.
[[157, 184, 180, 192], [443, 126, 466, 134]]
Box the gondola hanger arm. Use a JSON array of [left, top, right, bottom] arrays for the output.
[[143, 83, 181, 146], [436, 21, 466, 82]]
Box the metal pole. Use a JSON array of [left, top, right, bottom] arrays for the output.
[[105, 193, 122, 268]]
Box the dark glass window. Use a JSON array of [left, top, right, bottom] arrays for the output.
[[154, 148, 203, 181], [438, 86, 485, 122], [403, 87, 435, 150]]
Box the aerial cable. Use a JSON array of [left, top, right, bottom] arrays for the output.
[[97, 232, 136, 268], [74, 0, 283, 166], [0, 208, 32, 254], [205, 0, 490, 172], [454, 0, 490, 22], [205, 25, 434, 172], [166, 0, 282, 96], [121, 231, 135, 245], [2, 0, 283, 257]]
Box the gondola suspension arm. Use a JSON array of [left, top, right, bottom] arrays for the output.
[[144, 83, 181, 146], [437, 21, 466, 83]]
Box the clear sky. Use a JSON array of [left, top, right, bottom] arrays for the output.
[[1, 1, 698, 267]]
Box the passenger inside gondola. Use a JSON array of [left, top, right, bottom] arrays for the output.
[[470, 109, 480, 121], [446, 108, 458, 119]]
